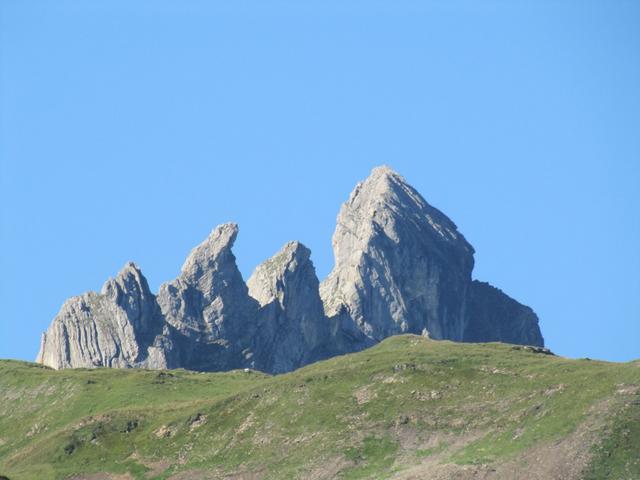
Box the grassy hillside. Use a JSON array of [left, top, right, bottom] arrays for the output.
[[0, 335, 638, 480]]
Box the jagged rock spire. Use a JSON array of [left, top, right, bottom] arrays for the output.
[[248, 241, 320, 312], [155, 223, 259, 370], [179, 223, 240, 282], [36, 166, 543, 373], [100, 261, 157, 333], [247, 241, 330, 373], [320, 165, 475, 341], [36, 261, 162, 369], [157, 223, 254, 337]]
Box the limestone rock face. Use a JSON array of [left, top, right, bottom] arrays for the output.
[[157, 223, 254, 339], [155, 223, 259, 371], [320, 166, 475, 342], [320, 166, 542, 347], [464, 281, 544, 346], [247, 241, 330, 373], [36, 166, 544, 373], [36, 262, 163, 369]]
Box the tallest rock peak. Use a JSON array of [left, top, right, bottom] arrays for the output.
[[320, 165, 541, 347], [350, 165, 406, 201], [360, 164, 416, 190], [321, 166, 475, 341], [347, 165, 472, 252], [369, 164, 400, 178]]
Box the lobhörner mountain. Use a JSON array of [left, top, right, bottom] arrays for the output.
[[36, 166, 544, 374]]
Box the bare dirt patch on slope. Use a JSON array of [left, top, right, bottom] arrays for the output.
[[392, 397, 618, 480]]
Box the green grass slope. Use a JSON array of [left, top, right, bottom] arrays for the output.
[[0, 335, 638, 480]]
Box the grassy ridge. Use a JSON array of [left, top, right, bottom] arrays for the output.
[[0, 336, 638, 479]]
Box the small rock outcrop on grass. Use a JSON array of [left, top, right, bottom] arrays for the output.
[[37, 166, 543, 373]]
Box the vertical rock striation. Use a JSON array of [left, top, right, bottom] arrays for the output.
[[37, 166, 544, 373], [36, 262, 163, 369]]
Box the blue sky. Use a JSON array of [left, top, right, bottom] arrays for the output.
[[1, 1, 638, 362]]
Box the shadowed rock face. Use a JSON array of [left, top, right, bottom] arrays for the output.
[[155, 223, 260, 371], [36, 262, 164, 369], [464, 281, 543, 346], [247, 241, 331, 373], [37, 166, 544, 373]]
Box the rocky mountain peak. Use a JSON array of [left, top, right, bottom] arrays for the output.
[[339, 165, 474, 257], [154, 223, 257, 371], [37, 166, 543, 374], [351, 164, 404, 199], [100, 261, 149, 298], [36, 259, 161, 370], [247, 241, 312, 308], [321, 166, 475, 341], [180, 223, 239, 282], [247, 241, 330, 374]]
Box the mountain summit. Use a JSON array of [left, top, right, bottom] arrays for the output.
[[37, 166, 543, 373], [320, 165, 475, 341]]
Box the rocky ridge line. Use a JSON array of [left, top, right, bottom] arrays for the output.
[[37, 166, 543, 373]]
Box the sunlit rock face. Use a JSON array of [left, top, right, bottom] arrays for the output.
[[37, 166, 543, 373], [320, 166, 541, 347], [36, 262, 165, 370], [320, 166, 476, 342]]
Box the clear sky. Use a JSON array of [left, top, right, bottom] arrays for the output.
[[1, 1, 638, 363]]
